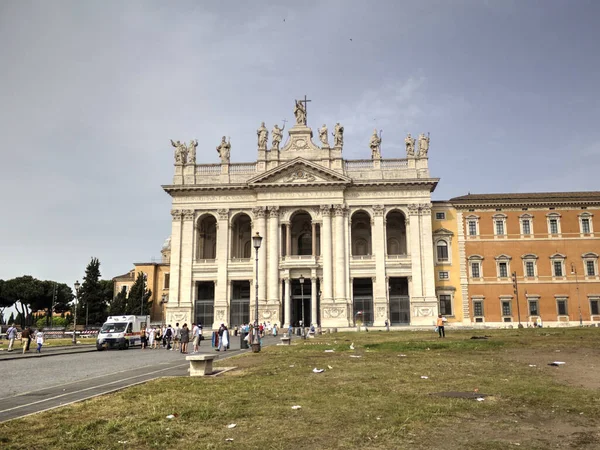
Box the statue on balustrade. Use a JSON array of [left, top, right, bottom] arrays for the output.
[[405, 133, 415, 157], [294, 99, 307, 125], [187, 139, 198, 164], [318, 124, 329, 147], [333, 123, 344, 148], [370, 129, 382, 159], [171, 139, 187, 164], [216, 136, 231, 164], [257, 122, 268, 150], [272, 123, 285, 151], [418, 133, 430, 157]]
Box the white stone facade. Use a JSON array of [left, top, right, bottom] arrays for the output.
[[163, 113, 439, 330]]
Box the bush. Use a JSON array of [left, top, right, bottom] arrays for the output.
[[36, 316, 68, 329]]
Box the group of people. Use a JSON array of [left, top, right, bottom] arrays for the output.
[[3, 324, 45, 353], [139, 322, 205, 354]]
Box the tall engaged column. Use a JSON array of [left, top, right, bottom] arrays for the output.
[[333, 204, 347, 302], [179, 210, 195, 309], [320, 205, 333, 302], [268, 206, 280, 304], [312, 222, 317, 257], [372, 205, 387, 325], [284, 277, 291, 328], [419, 204, 436, 299], [252, 207, 267, 303], [215, 208, 230, 328], [285, 222, 292, 257], [408, 204, 423, 298], [168, 210, 183, 314], [311, 276, 317, 325]]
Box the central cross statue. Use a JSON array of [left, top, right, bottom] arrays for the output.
[[294, 95, 311, 125]]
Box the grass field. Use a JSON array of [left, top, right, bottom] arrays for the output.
[[1, 328, 599, 449], [0, 337, 95, 350]]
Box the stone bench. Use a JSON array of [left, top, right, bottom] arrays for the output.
[[280, 337, 291, 345], [186, 354, 217, 376]]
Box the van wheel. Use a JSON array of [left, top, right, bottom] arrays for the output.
[[124, 340, 130, 350], [96, 345, 104, 351]]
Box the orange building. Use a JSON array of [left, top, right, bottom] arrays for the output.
[[451, 192, 600, 327]]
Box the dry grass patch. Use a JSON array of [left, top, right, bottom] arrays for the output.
[[1, 329, 600, 449]]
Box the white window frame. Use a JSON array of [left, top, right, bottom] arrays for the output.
[[582, 252, 599, 278], [500, 296, 513, 322], [589, 296, 600, 316], [435, 212, 446, 220], [546, 212, 562, 236], [495, 254, 512, 279], [555, 296, 569, 317], [493, 213, 507, 238], [468, 255, 484, 280], [519, 213, 534, 237], [433, 228, 454, 265], [550, 253, 566, 278], [465, 214, 480, 238], [522, 254, 538, 279], [578, 212, 594, 236], [435, 240, 450, 263], [472, 296, 485, 321], [164, 272, 170, 289], [438, 271, 450, 280], [526, 294, 540, 317]]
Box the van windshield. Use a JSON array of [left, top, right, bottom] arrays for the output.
[[100, 323, 127, 333]]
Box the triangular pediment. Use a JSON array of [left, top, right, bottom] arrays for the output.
[[433, 227, 454, 237], [248, 158, 351, 187]]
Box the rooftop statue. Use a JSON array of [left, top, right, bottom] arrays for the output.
[[272, 123, 285, 151], [216, 136, 231, 164], [318, 124, 329, 147], [418, 133, 430, 157], [257, 122, 268, 150], [333, 123, 344, 148], [171, 139, 187, 164], [405, 133, 415, 157], [370, 129, 382, 159], [187, 139, 198, 164], [294, 99, 307, 125]]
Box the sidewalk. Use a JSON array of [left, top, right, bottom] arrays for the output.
[[0, 344, 97, 361]]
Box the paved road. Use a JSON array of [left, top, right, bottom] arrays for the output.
[[0, 335, 281, 423]]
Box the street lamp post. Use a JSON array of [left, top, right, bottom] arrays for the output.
[[85, 296, 89, 329], [252, 232, 263, 353], [571, 263, 583, 327], [140, 273, 147, 316], [299, 274, 305, 339], [73, 280, 80, 345]]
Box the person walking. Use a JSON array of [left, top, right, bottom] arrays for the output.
[[155, 327, 162, 349], [180, 323, 190, 354], [220, 325, 230, 352], [191, 323, 199, 353], [436, 314, 446, 338], [21, 326, 32, 354], [272, 323, 278, 337], [35, 330, 45, 353], [164, 324, 174, 350], [6, 323, 17, 352], [173, 322, 181, 352], [148, 326, 156, 349], [140, 327, 147, 350]]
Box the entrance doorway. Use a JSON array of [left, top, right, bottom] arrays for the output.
[[352, 278, 374, 326], [389, 277, 410, 325], [291, 279, 311, 327]]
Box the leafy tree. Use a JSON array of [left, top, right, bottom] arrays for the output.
[[125, 273, 152, 315], [0, 279, 15, 324], [78, 258, 112, 326], [36, 316, 67, 329], [109, 286, 128, 316], [2, 276, 42, 327]]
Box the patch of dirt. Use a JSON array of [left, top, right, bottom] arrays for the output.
[[501, 346, 600, 390]]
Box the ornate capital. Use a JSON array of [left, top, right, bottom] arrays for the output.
[[408, 204, 420, 216], [419, 203, 432, 215], [182, 209, 195, 221], [252, 206, 266, 219], [171, 209, 183, 221], [372, 205, 385, 217], [333, 204, 346, 217], [320, 204, 332, 217], [268, 206, 280, 218], [217, 209, 229, 220]]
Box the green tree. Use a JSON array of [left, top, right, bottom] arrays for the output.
[[79, 258, 112, 326], [125, 273, 152, 315], [109, 286, 128, 316], [0, 279, 16, 324], [2, 276, 43, 327]]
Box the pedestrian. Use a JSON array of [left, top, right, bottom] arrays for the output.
[[198, 323, 203, 347], [191, 323, 199, 353], [173, 322, 181, 352], [155, 327, 162, 349], [216, 324, 225, 351], [180, 323, 190, 353], [140, 327, 147, 350], [35, 330, 44, 353], [21, 326, 32, 354], [385, 319, 389, 332], [164, 324, 173, 350], [220, 325, 230, 352], [148, 326, 156, 349], [6, 323, 17, 352], [288, 323, 292, 338], [272, 323, 278, 337], [436, 314, 445, 338]]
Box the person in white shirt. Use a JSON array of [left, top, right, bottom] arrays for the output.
[[35, 330, 44, 353], [147, 327, 156, 349], [173, 323, 181, 352], [191, 323, 199, 353]]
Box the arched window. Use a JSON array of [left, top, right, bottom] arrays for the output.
[[196, 215, 217, 260], [387, 238, 400, 255], [386, 210, 407, 255], [351, 211, 372, 256], [436, 240, 449, 262], [231, 213, 252, 259], [298, 233, 312, 255]]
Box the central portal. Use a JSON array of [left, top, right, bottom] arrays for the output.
[[291, 279, 312, 327]]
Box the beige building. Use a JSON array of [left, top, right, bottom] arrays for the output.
[[163, 101, 440, 330]]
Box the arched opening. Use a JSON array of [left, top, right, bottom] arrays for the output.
[[386, 210, 407, 255], [231, 213, 252, 259], [436, 240, 448, 262], [196, 215, 217, 260], [351, 211, 372, 256], [290, 211, 313, 256]]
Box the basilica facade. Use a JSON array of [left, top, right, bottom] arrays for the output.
[[163, 102, 440, 330]]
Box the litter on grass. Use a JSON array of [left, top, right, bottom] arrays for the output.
[[398, 354, 407, 357], [166, 415, 176, 419], [350, 343, 355, 350], [291, 405, 302, 410], [421, 376, 429, 379], [548, 361, 566, 366], [324, 349, 335, 353], [476, 397, 485, 402], [529, 364, 537, 367], [349, 355, 362, 358], [313, 368, 325, 373], [227, 424, 237, 429], [226, 438, 234, 442], [328, 365, 333, 369]]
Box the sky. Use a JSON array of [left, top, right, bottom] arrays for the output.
[[1, 0, 599, 288]]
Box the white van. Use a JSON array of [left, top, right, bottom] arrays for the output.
[[96, 315, 149, 350]]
